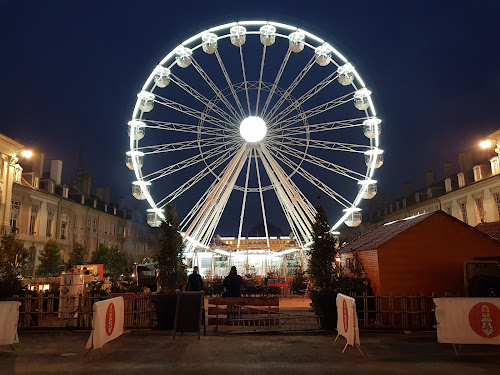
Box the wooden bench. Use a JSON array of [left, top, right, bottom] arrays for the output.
[[207, 297, 280, 330]]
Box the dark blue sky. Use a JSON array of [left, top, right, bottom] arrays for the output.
[[1, 1, 500, 235]]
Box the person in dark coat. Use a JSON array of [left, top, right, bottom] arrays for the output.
[[223, 266, 243, 297], [187, 266, 204, 291]]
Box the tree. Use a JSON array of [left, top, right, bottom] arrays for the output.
[[90, 244, 127, 280], [36, 239, 64, 277], [155, 205, 184, 293], [0, 234, 27, 298], [307, 201, 338, 291], [66, 242, 87, 269]]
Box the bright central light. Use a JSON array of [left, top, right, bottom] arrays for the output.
[[480, 140, 493, 149], [239, 116, 267, 143]]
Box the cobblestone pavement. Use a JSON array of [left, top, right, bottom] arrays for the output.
[[1, 330, 499, 375]]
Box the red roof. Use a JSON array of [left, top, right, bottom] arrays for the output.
[[475, 221, 500, 242], [340, 212, 435, 253]]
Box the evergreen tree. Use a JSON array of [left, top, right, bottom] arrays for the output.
[[0, 234, 27, 298], [90, 244, 127, 280], [36, 239, 64, 277], [156, 205, 184, 293], [66, 242, 87, 269], [308, 202, 338, 290]]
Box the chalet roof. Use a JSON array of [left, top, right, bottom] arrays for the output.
[[475, 221, 500, 242], [340, 211, 435, 253]]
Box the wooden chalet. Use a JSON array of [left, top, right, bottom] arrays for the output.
[[340, 211, 500, 295]]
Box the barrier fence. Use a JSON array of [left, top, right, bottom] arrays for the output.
[[9, 292, 459, 331], [10, 294, 153, 329]]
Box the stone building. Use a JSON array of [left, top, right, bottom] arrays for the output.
[[1, 132, 158, 275]]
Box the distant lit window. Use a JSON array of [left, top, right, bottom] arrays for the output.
[[46, 209, 54, 237], [29, 205, 39, 235], [61, 213, 68, 240], [459, 202, 468, 223], [445, 178, 452, 193], [458, 173, 465, 188], [475, 197, 485, 223], [494, 193, 500, 219]]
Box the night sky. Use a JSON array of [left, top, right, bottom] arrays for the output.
[[1, 1, 500, 236]]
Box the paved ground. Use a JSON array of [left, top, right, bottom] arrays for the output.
[[1, 330, 500, 375]]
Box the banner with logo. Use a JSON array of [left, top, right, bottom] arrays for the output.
[[86, 297, 125, 350], [336, 293, 360, 348], [0, 301, 21, 345], [434, 298, 500, 345]]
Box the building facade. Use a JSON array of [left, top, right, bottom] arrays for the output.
[[1, 132, 158, 276]]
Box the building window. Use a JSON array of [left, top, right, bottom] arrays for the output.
[[475, 197, 485, 223], [61, 213, 68, 240], [10, 200, 20, 233], [47, 209, 54, 237], [491, 156, 500, 175], [459, 202, 468, 223], [402, 199, 406, 208], [445, 178, 452, 193], [13, 166, 22, 183], [29, 205, 39, 235], [93, 220, 97, 233], [395, 201, 400, 210], [495, 193, 500, 219], [473, 165, 482, 182], [458, 173, 465, 188], [445, 206, 452, 215]]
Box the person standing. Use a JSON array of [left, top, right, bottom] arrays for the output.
[[187, 266, 203, 291], [223, 266, 243, 297]]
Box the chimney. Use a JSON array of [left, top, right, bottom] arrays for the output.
[[459, 152, 474, 172], [444, 162, 454, 178], [404, 182, 414, 197], [50, 160, 63, 185], [426, 171, 435, 186]]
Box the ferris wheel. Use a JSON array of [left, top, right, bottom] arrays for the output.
[[126, 21, 383, 253]]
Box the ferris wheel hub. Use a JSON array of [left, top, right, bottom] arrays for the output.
[[239, 116, 267, 143]]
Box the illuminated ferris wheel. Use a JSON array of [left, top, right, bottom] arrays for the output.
[[126, 21, 383, 254]]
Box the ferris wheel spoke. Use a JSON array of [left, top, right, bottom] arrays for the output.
[[260, 146, 316, 223], [214, 50, 246, 118], [268, 147, 352, 208], [142, 143, 239, 182], [143, 120, 235, 137], [191, 58, 242, 122], [154, 94, 234, 131], [138, 136, 238, 155], [263, 56, 315, 123], [236, 151, 253, 248], [254, 44, 267, 116], [268, 143, 366, 181], [268, 91, 354, 130], [257, 146, 312, 245], [267, 118, 368, 137], [239, 45, 252, 115], [170, 74, 237, 124], [157, 146, 240, 209], [267, 137, 371, 153], [260, 48, 292, 118], [268, 70, 338, 125], [253, 148, 270, 248], [183, 146, 249, 246]]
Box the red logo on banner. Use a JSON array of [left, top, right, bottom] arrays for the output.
[[469, 302, 500, 338], [105, 303, 116, 336], [343, 300, 349, 333]]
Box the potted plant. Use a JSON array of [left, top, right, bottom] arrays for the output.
[[307, 201, 339, 330], [150, 205, 185, 330]]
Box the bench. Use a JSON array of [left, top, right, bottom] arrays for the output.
[[207, 297, 280, 330]]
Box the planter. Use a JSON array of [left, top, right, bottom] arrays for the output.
[[310, 292, 338, 331], [150, 293, 177, 330]]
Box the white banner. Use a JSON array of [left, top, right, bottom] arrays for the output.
[[336, 293, 360, 348], [86, 297, 125, 350], [434, 298, 500, 345], [0, 301, 21, 345]]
